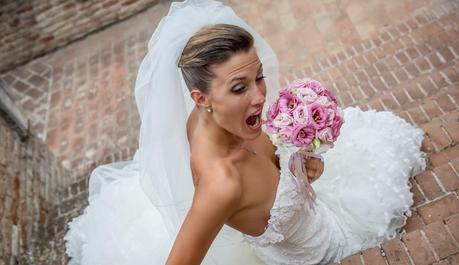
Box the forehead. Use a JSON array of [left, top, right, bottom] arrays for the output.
[[211, 47, 261, 82]]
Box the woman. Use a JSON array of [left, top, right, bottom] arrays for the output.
[[65, 1, 427, 264]]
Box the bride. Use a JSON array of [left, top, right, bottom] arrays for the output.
[[64, 0, 427, 264]]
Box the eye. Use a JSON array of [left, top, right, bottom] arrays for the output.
[[231, 84, 246, 94], [256, 75, 265, 82]]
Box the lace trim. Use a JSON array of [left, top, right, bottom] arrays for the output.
[[242, 145, 305, 247]]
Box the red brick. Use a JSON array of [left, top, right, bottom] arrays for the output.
[[365, 65, 379, 78], [418, 76, 437, 96], [436, 93, 456, 112], [434, 260, 450, 265], [398, 23, 410, 34], [443, 118, 459, 144], [405, 81, 425, 99], [449, 253, 459, 265], [431, 71, 449, 89], [422, 100, 442, 120], [337, 51, 347, 62], [422, 120, 450, 150], [416, 57, 432, 73], [393, 89, 411, 107], [354, 55, 367, 68], [394, 68, 409, 82], [406, 47, 421, 60], [395, 51, 409, 64], [354, 70, 367, 83], [360, 82, 375, 98], [406, 17, 419, 30], [438, 47, 456, 63], [402, 230, 437, 265], [434, 164, 459, 192], [345, 74, 359, 86], [381, 239, 411, 265], [405, 213, 425, 234], [408, 107, 429, 124], [430, 146, 459, 168], [405, 63, 421, 77], [364, 52, 377, 64], [415, 171, 444, 200], [381, 94, 399, 110], [443, 66, 459, 84], [345, 60, 358, 72], [418, 194, 459, 224], [375, 61, 389, 74], [370, 77, 387, 91], [368, 99, 385, 111], [382, 72, 398, 87], [361, 247, 385, 265], [411, 179, 426, 206], [340, 253, 362, 265], [445, 214, 459, 245], [421, 136, 435, 153], [424, 221, 459, 259]]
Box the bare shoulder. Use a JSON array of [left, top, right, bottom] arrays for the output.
[[192, 158, 242, 210]]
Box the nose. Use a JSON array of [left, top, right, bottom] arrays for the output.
[[252, 86, 266, 107]]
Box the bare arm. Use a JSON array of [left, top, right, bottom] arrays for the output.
[[165, 164, 241, 265]]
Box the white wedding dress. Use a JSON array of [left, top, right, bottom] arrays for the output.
[[65, 106, 426, 265]]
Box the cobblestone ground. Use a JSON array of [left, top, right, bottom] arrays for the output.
[[1, 0, 459, 264]]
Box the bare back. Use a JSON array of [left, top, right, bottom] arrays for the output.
[[187, 107, 280, 237]]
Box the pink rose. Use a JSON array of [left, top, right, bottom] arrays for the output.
[[316, 96, 332, 106], [279, 126, 293, 142], [287, 79, 309, 89], [326, 106, 336, 126], [292, 104, 311, 125], [278, 92, 299, 114], [331, 114, 344, 141], [309, 103, 329, 130], [272, 113, 294, 128], [306, 79, 325, 95], [267, 101, 280, 121], [290, 124, 315, 147], [322, 89, 338, 104], [296, 87, 318, 103], [317, 127, 333, 143], [266, 102, 280, 133]]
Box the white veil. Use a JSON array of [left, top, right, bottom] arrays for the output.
[[134, 0, 279, 263]]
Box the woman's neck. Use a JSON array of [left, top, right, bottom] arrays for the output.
[[196, 109, 246, 156]]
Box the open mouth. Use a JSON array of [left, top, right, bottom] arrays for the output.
[[246, 113, 262, 130]]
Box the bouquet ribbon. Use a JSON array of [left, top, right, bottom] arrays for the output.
[[288, 150, 322, 213]]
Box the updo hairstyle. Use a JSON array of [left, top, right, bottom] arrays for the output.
[[178, 24, 254, 93]]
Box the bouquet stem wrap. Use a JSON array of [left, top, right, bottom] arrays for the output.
[[288, 149, 323, 212]]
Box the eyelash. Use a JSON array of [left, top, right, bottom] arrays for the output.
[[232, 75, 266, 94]]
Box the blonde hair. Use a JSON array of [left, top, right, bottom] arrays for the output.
[[179, 24, 254, 93]]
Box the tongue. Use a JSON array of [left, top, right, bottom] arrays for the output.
[[246, 115, 257, 126]]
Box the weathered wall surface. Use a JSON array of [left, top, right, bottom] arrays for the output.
[[0, 0, 162, 74], [0, 110, 86, 264]]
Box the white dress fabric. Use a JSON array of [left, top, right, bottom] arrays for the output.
[[64, 106, 426, 265]]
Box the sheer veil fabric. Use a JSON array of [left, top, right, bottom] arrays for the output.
[[66, 0, 279, 264]]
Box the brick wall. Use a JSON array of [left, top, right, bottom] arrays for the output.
[[0, 111, 81, 264], [0, 0, 162, 74]]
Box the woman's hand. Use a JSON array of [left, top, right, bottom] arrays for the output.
[[301, 155, 324, 183]]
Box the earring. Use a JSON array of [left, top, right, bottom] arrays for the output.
[[206, 108, 213, 113]]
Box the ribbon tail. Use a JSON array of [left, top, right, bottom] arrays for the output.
[[288, 151, 317, 213]]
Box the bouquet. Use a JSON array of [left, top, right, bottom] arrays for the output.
[[265, 78, 344, 209]]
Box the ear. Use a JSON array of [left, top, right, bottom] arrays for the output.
[[190, 89, 211, 109]]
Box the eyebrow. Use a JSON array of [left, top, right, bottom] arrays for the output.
[[229, 64, 264, 82]]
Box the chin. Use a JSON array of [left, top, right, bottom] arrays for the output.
[[241, 127, 263, 140]]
